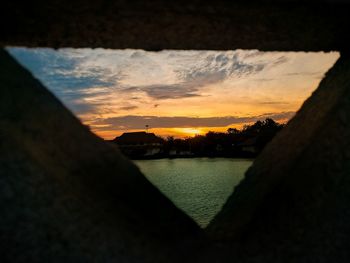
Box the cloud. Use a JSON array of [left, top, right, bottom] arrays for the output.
[[108, 50, 292, 101], [176, 51, 287, 85], [117, 51, 289, 100], [92, 112, 295, 130], [7, 47, 121, 116], [285, 71, 322, 76], [252, 78, 274, 82], [7, 47, 339, 137], [123, 84, 202, 100], [7, 48, 117, 92], [6, 48, 296, 105], [118, 105, 138, 111], [258, 101, 290, 105], [68, 102, 98, 115], [272, 56, 289, 66]]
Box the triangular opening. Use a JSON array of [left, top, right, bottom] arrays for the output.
[[7, 47, 339, 227]]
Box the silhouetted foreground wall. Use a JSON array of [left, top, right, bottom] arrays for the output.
[[1, 0, 350, 51], [208, 53, 350, 262], [2, 0, 350, 262], [0, 49, 201, 262], [3, 50, 350, 262]]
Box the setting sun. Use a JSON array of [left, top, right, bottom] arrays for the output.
[[173, 128, 205, 137]]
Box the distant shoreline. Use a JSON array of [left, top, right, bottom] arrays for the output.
[[129, 154, 256, 161], [110, 118, 284, 161]]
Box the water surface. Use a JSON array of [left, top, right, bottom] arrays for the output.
[[135, 158, 253, 227]]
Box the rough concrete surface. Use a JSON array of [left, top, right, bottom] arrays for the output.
[[208, 53, 350, 262], [0, 49, 201, 262], [0, 0, 350, 52], [2, 0, 350, 262]]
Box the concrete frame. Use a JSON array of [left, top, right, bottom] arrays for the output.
[[1, 1, 350, 262]]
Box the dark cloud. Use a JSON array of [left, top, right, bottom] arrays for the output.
[[177, 52, 279, 86], [138, 52, 289, 101], [114, 51, 288, 102], [8, 48, 292, 104], [92, 112, 295, 130], [121, 52, 280, 101], [285, 71, 322, 76], [118, 105, 138, 111], [130, 51, 144, 59], [143, 85, 201, 99], [68, 101, 100, 115], [272, 56, 288, 66], [258, 101, 290, 105], [122, 84, 202, 100], [253, 78, 274, 82]]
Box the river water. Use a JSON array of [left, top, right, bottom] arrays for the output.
[[134, 158, 253, 228]]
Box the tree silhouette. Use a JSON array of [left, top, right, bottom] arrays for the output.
[[116, 118, 285, 158], [227, 128, 239, 134]]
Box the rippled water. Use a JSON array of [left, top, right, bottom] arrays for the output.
[[134, 158, 253, 228]]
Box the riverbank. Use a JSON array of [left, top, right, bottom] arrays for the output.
[[130, 153, 257, 160]]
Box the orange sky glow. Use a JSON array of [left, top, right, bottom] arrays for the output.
[[8, 48, 339, 139]]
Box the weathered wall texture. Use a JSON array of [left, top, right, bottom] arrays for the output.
[[208, 53, 350, 262], [1, 0, 350, 262], [0, 49, 201, 262], [0, 0, 349, 52]]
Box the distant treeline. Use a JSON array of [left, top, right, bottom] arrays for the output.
[[163, 118, 284, 158]]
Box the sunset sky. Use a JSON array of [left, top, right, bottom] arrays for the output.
[[7, 48, 339, 139]]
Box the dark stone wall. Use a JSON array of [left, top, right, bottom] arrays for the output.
[[1, 0, 349, 51], [208, 54, 350, 262], [0, 49, 201, 262], [2, 1, 350, 262]]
